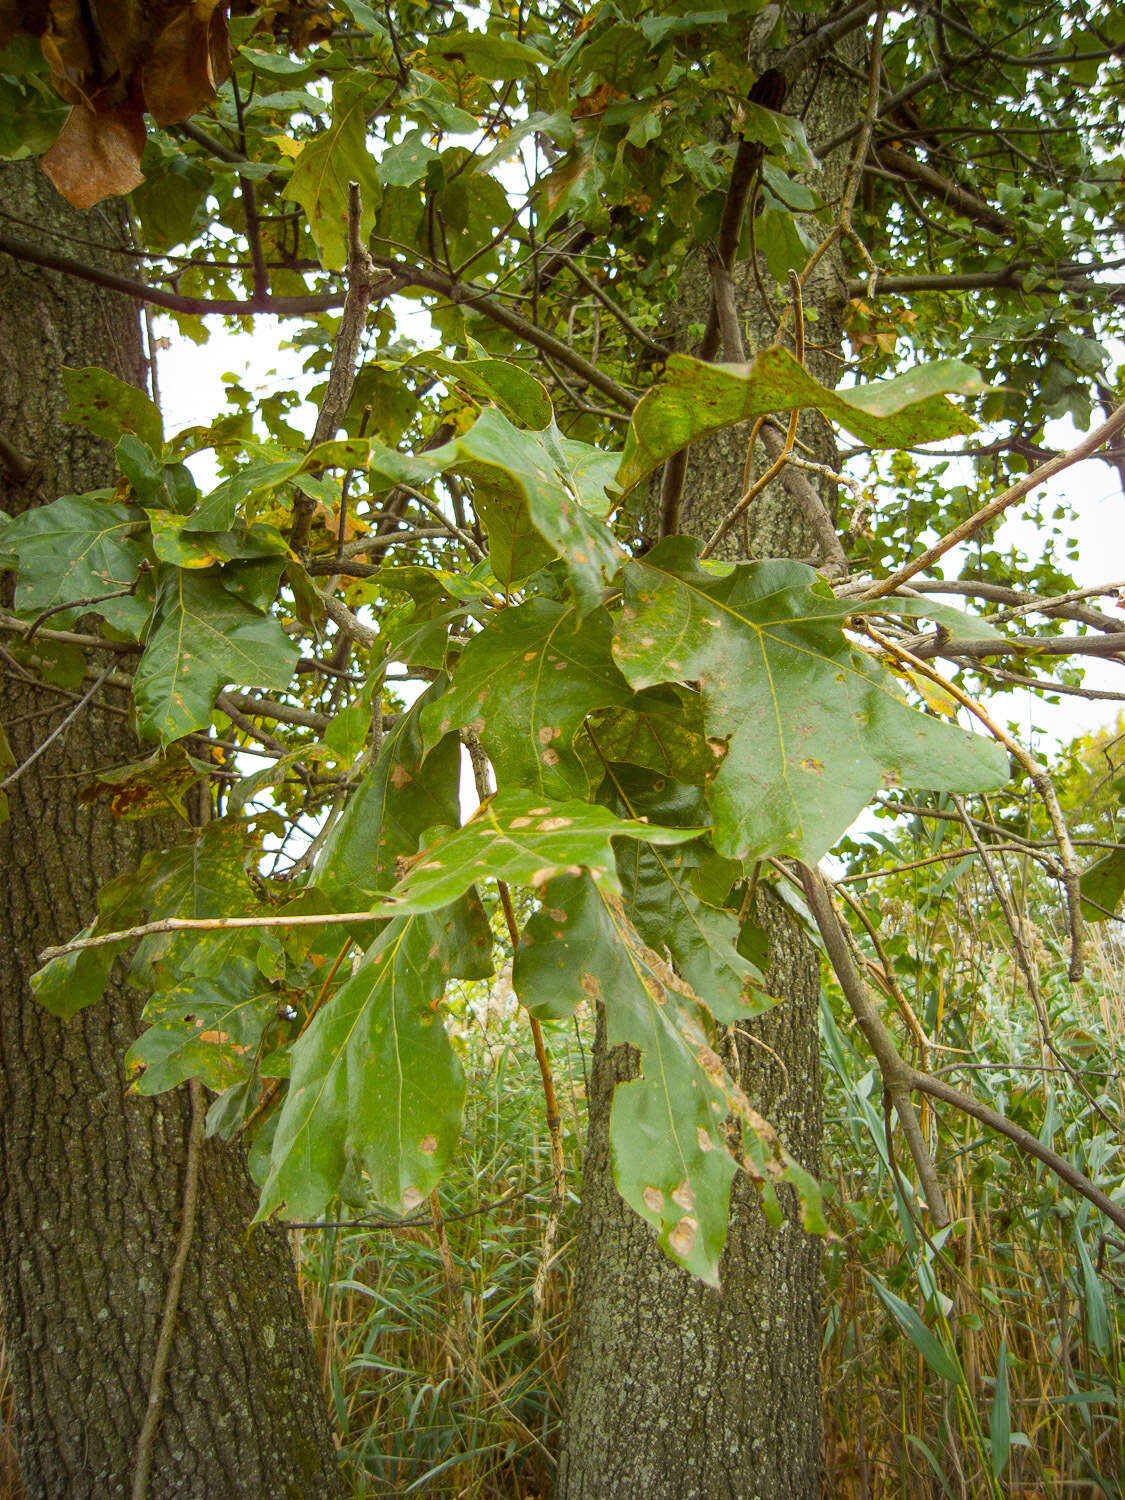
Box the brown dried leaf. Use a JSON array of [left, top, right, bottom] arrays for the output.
[[141, 0, 231, 125], [42, 95, 146, 208]]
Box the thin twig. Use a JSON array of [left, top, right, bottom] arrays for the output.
[[859, 622, 1085, 981], [864, 401, 1125, 600], [292, 184, 389, 557], [0, 666, 113, 792]]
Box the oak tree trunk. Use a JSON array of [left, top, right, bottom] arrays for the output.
[[557, 34, 862, 1500], [0, 162, 346, 1499]]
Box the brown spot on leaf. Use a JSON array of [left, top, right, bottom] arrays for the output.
[[643, 1185, 664, 1214], [672, 1181, 694, 1212], [669, 1216, 697, 1260], [419, 1135, 438, 1155]]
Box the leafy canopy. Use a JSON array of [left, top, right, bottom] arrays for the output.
[[3, 0, 1123, 1283]]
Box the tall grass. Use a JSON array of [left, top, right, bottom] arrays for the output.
[[297, 919, 1125, 1497], [2, 915, 1121, 1497], [295, 991, 587, 1497]]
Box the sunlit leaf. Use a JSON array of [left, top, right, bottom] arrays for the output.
[[284, 76, 382, 271], [386, 790, 697, 914]]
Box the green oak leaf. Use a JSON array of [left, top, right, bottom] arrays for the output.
[[134, 565, 300, 742], [426, 28, 550, 81], [256, 910, 467, 1221], [0, 494, 147, 629], [377, 126, 441, 186], [31, 919, 121, 1019], [1079, 847, 1125, 922], [513, 872, 790, 1284], [617, 834, 767, 1023], [385, 790, 698, 914], [78, 745, 202, 821], [31, 864, 151, 1018], [586, 682, 720, 784], [421, 600, 632, 798], [407, 352, 553, 429], [284, 77, 382, 271], [616, 350, 986, 493], [128, 819, 262, 987], [607, 767, 766, 1024], [445, 409, 625, 609], [313, 683, 463, 911], [125, 955, 280, 1094], [613, 539, 1009, 861], [62, 365, 163, 452]]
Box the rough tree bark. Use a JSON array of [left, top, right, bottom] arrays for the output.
[[0, 162, 346, 1499], [556, 33, 862, 1500]]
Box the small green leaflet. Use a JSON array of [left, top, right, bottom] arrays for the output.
[[421, 601, 633, 799], [256, 911, 467, 1222], [134, 566, 300, 742], [613, 540, 1009, 861], [616, 350, 986, 494], [1079, 846, 1125, 921], [284, 77, 382, 271], [386, 790, 698, 913]]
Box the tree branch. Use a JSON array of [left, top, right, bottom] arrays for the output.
[[0, 229, 345, 317], [798, 862, 1125, 1235], [864, 400, 1125, 599]]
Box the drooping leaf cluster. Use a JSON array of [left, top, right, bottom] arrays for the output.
[[2, 0, 1123, 1281]]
